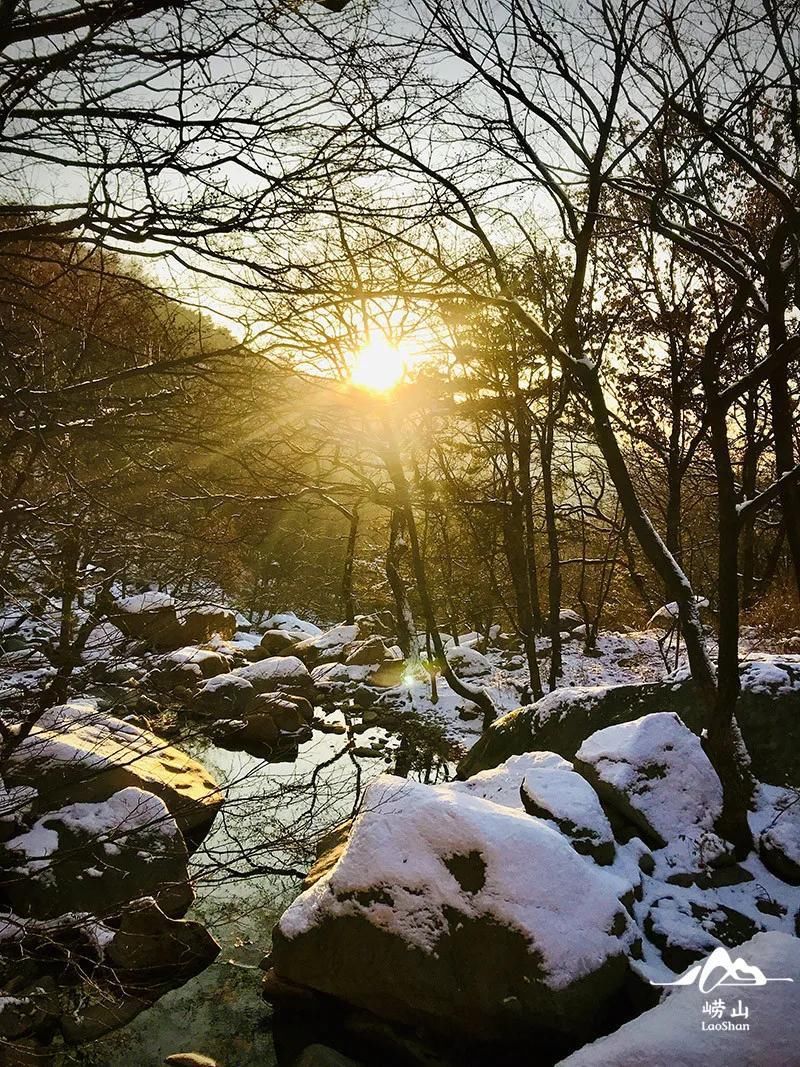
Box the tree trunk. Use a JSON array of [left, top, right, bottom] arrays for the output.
[[540, 400, 563, 688], [577, 358, 752, 853], [765, 240, 800, 600], [341, 505, 359, 625], [386, 509, 417, 659], [381, 424, 497, 728], [502, 507, 544, 699], [703, 349, 755, 855]]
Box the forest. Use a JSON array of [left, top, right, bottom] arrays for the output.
[[1, 1, 799, 1065]]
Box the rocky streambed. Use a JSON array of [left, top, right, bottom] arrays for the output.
[[4, 599, 800, 1066]]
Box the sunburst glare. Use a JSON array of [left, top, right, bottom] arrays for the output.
[[349, 333, 406, 391]]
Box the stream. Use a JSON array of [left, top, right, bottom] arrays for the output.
[[62, 731, 386, 1067]]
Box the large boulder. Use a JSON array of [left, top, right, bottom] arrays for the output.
[[556, 933, 800, 1066], [574, 713, 722, 850], [232, 655, 315, 698], [460, 658, 800, 788], [754, 784, 800, 885], [444, 644, 492, 678], [110, 595, 236, 650], [62, 898, 220, 1042], [111, 592, 181, 648], [178, 604, 236, 644], [344, 636, 394, 667], [269, 775, 635, 1044], [0, 898, 219, 1053], [0, 787, 192, 919], [194, 672, 255, 717], [293, 624, 360, 667], [459, 682, 688, 779], [153, 646, 230, 689], [6, 701, 222, 841], [520, 766, 616, 866], [260, 629, 306, 655]]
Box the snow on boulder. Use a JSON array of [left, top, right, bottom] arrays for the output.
[[111, 595, 235, 649], [445, 644, 491, 677], [194, 672, 254, 717], [556, 933, 800, 1067], [520, 765, 616, 866], [0, 787, 192, 919], [232, 654, 314, 697], [452, 751, 572, 810], [753, 784, 800, 885], [177, 603, 237, 643], [115, 591, 176, 614], [739, 655, 800, 696], [263, 613, 322, 637], [344, 636, 394, 667], [574, 713, 722, 849], [81, 621, 128, 663], [260, 629, 307, 655], [270, 774, 635, 1042], [559, 609, 584, 633], [111, 592, 180, 647], [642, 895, 760, 976], [5, 700, 222, 839], [156, 646, 230, 684], [293, 624, 360, 666]]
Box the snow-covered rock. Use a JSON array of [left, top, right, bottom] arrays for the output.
[[445, 644, 492, 677], [557, 933, 800, 1066], [6, 701, 222, 838], [344, 636, 394, 667], [156, 646, 230, 685], [81, 621, 128, 663], [603, 723, 713, 846], [0, 787, 192, 919], [559, 609, 585, 633], [111, 592, 180, 647], [194, 671, 254, 717], [452, 751, 572, 810], [293, 624, 360, 666], [115, 591, 176, 614], [260, 628, 307, 655], [641, 895, 760, 975], [263, 613, 322, 636], [574, 713, 723, 849], [177, 602, 236, 641], [110, 595, 235, 649], [754, 785, 800, 884], [232, 654, 314, 696], [269, 774, 635, 1041], [521, 765, 616, 865]]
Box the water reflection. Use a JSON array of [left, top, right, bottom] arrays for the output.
[[62, 732, 380, 1067]]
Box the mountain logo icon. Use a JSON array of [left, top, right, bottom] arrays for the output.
[[651, 946, 795, 994]]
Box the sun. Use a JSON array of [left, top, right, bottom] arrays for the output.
[[349, 334, 406, 392]]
